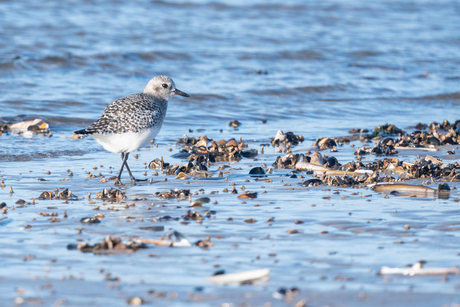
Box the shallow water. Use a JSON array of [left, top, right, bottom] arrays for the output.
[[1, 0, 460, 306]]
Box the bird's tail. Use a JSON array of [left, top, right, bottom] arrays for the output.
[[74, 129, 90, 135]]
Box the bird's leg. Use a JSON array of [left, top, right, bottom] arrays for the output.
[[123, 153, 148, 184], [115, 152, 128, 186], [122, 153, 137, 184]]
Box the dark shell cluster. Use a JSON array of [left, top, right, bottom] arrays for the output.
[[154, 189, 191, 200], [271, 121, 460, 189], [175, 135, 257, 161], [95, 188, 125, 200], [271, 130, 304, 147], [38, 188, 79, 200], [68, 236, 146, 254]]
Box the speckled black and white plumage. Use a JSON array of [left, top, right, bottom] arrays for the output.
[[74, 75, 189, 184], [79, 93, 167, 135]]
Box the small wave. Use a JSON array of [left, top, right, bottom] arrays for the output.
[[93, 51, 191, 61], [349, 63, 403, 71], [0, 150, 89, 162], [248, 83, 354, 96], [408, 92, 460, 101], [188, 93, 229, 101], [239, 49, 324, 61], [349, 50, 381, 58], [0, 54, 85, 72], [0, 51, 191, 72], [296, 83, 353, 93]]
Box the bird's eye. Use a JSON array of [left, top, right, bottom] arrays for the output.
[[162, 84, 168, 88]]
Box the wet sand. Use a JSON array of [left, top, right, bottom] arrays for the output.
[[1, 124, 460, 306]]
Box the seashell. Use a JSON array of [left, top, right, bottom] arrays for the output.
[[206, 268, 269, 285], [301, 179, 323, 187], [229, 120, 241, 128], [80, 217, 100, 224], [241, 149, 258, 158], [310, 151, 324, 166], [38, 191, 54, 199], [273, 130, 286, 142], [237, 192, 257, 199], [227, 139, 238, 147], [425, 136, 441, 146], [196, 236, 214, 248], [195, 139, 208, 147], [10, 118, 42, 131], [191, 197, 210, 207], [174, 172, 189, 180], [249, 167, 265, 176], [95, 188, 125, 199]]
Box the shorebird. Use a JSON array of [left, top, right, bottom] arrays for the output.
[[74, 76, 189, 185]]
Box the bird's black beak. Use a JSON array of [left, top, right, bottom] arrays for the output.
[[174, 88, 190, 97]]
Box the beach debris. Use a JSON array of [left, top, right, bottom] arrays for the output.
[[172, 230, 193, 247], [136, 231, 194, 247], [167, 155, 214, 178], [249, 167, 265, 176], [139, 226, 164, 232], [154, 189, 190, 200], [295, 161, 328, 171], [371, 183, 450, 197], [379, 262, 459, 276], [191, 197, 210, 207], [206, 268, 270, 284], [315, 137, 337, 150], [71, 133, 84, 139], [195, 236, 214, 248], [293, 152, 343, 171], [148, 157, 169, 169], [274, 153, 304, 169], [38, 188, 79, 200], [6, 118, 50, 134], [310, 151, 324, 165], [68, 236, 146, 254], [95, 188, 125, 200], [271, 130, 304, 147], [301, 179, 323, 187], [349, 128, 369, 134], [126, 297, 144, 305], [80, 216, 101, 224], [238, 192, 257, 199], [353, 141, 397, 156], [373, 124, 404, 136], [175, 135, 256, 161], [183, 209, 214, 221], [229, 120, 241, 128], [174, 172, 190, 180], [313, 169, 371, 177], [272, 287, 300, 300]]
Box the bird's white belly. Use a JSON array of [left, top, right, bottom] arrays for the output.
[[91, 126, 161, 153]]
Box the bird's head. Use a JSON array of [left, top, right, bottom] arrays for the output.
[[144, 75, 189, 100]]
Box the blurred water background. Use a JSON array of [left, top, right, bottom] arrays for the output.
[[1, 0, 459, 158]]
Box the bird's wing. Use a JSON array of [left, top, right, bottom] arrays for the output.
[[83, 94, 164, 134]]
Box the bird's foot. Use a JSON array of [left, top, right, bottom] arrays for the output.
[[130, 178, 147, 185], [114, 179, 123, 186]]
